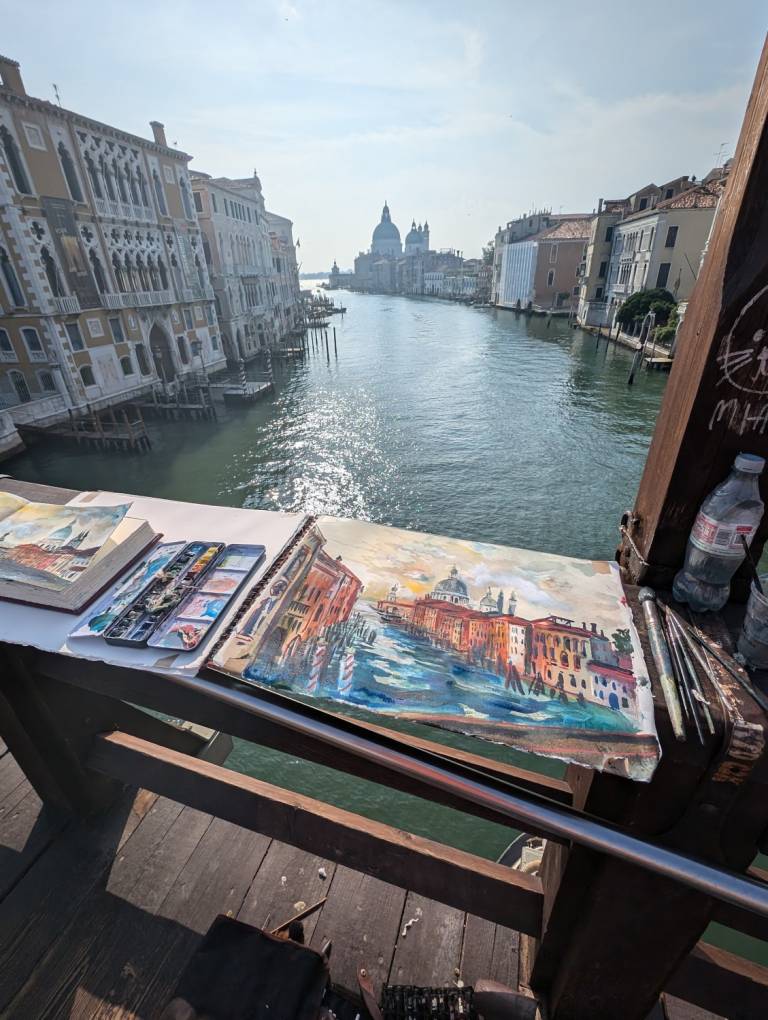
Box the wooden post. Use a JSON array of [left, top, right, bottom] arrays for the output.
[[525, 595, 768, 1020], [622, 36, 768, 586]]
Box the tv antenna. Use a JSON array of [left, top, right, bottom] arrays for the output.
[[52, 83, 62, 107], [714, 141, 728, 167]]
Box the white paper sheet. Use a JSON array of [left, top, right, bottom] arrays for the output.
[[0, 489, 307, 677]]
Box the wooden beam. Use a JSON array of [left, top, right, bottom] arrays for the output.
[[87, 730, 544, 935], [31, 651, 571, 836], [623, 35, 768, 585], [665, 941, 768, 1020]]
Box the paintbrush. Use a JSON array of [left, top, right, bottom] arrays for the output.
[[741, 535, 764, 595]]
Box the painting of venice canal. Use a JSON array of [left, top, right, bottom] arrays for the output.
[[211, 516, 658, 780]]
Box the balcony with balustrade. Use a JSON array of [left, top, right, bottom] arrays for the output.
[[52, 295, 81, 315]]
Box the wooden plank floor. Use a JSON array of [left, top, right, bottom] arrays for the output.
[[0, 752, 726, 1019], [0, 756, 524, 1018]]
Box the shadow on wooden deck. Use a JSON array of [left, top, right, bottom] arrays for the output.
[[0, 750, 520, 1018]]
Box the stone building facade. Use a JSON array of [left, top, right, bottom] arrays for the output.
[[0, 54, 223, 432]]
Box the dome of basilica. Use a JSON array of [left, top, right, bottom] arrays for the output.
[[372, 202, 401, 244], [434, 566, 468, 597]]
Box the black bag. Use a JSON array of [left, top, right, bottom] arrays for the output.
[[161, 915, 330, 1020]]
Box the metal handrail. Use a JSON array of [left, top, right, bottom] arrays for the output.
[[162, 668, 768, 918]]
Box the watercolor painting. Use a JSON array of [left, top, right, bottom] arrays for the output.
[[0, 496, 129, 591], [154, 618, 209, 650], [202, 571, 244, 594], [210, 516, 658, 780], [71, 541, 186, 637]]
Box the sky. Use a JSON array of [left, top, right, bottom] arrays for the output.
[[318, 515, 627, 636], [3, 1, 766, 271]]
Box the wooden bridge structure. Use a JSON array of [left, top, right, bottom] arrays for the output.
[[2, 33, 768, 1020]]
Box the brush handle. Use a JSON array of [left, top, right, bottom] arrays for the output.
[[639, 588, 686, 740]]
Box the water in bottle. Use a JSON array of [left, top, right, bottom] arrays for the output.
[[672, 453, 765, 612]]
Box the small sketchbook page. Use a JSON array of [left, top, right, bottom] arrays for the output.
[[208, 515, 658, 781], [0, 492, 28, 523], [0, 500, 131, 594]]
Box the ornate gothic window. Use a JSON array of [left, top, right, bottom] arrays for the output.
[[147, 256, 160, 290], [0, 246, 24, 306], [84, 152, 102, 198], [136, 167, 149, 206], [135, 255, 149, 291], [114, 160, 128, 203], [127, 166, 139, 205], [176, 335, 189, 364], [152, 170, 167, 215], [195, 254, 206, 289], [89, 249, 107, 293], [57, 142, 83, 202], [157, 256, 168, 290], [41, 246, 64, 297], [135, 343, 151, 375], [100, 156, 116, 202], [179, 178, 193, 219], [111, 252, 127, 292], [0, 125, 31, 194]]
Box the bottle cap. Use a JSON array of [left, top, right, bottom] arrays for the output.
[[735, 453, 765, 473]]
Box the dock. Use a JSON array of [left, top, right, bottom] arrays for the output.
[[18, 406, 151, 452]]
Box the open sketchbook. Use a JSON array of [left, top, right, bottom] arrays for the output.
[[207, 515, 658, 781], [0, 492, 158, 612]]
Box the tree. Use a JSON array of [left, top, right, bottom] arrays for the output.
[[611, 628, 633, 654], [616, 288, 675, 328], [482, 240, 495, 265]]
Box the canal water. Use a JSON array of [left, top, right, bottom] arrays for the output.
[[9, 290, 668, 859]]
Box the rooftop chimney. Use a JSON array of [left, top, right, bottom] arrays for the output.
[[0, 55, 26, 96], [149, 121, 167, 147]]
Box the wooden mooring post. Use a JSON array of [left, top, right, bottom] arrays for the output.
[[621, 35, 768, 589]]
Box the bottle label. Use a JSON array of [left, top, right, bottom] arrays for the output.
[[690, 511, 757, 556]]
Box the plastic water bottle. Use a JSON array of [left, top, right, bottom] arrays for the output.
[[672, 453, 765, 612]]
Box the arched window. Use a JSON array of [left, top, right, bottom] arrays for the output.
[[111, 252, 127, 292], [152, 170, 167, 215], [0, 125, 31, 194], [41, 246, 64, 297], [0, 328, 15, 359], [179, 179, 193, 219], [100, 156, 116, 201], [195, 254, 205, 289], [79, 364, 96, 387], [9, 370, 31, 403], [84, 152, 102, 199], [38, 370, 56, 392], [136, 167, 149, 206], [89, 250, 107, 293], [120, 355, 134, 376], [124, 255, 138, 291], [176, 335, 189, 364], [202, 236, 212, 267], [114, 160, 128, 203], [135, 343, 151, 375], [157, 257, 168, 290], [135, 255, 149, 291], [0, 246, 24, 306], [147, 256, 160, 290], [57, 142, 83, 202], [127, 166, 139, 205]]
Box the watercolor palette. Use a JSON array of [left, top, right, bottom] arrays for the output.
[[103, 541, 225, 647], [148, 544, 265, 651], [71, 542, 187, 639]]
